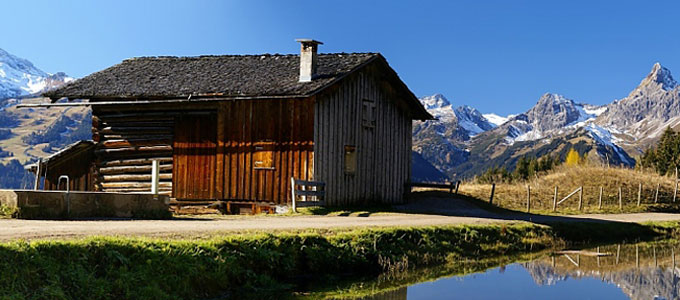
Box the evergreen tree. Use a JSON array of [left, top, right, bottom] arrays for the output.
[[655, 127, 678, 175], [639, 147, 657, 170]]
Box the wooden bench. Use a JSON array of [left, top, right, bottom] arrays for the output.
[[291, 178, 325, 212]]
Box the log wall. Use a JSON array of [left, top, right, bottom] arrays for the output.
[[92, 109, 179, 196], [314, 62, 413, 205]]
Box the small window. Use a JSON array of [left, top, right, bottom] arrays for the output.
[[253, 141, 275, 169], [344, 145, 357, 174], [362, 99, 376, 128]]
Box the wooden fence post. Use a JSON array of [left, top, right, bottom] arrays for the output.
[[527, 185, 531, 213], [618, 187, 623, 209], [455, 181, 460, 194], [449, 181, 455, 193], [598, 186, 603, 209], [552, 186, 558, 212], [637, 183, 642, 206], [489, 183, 496, 205], [151, 159, 160, 195], [655, 183, 660, 203], [578, 186, 583, 211], [33, 158, 42, 190], [674, 168, 679, 203], [673, 248, 676, 270], [674, 176, 678, 203]]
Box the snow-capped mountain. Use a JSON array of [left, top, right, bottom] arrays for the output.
[[411, 94, 500, 181], [494, 93, 607, 144], [0, 48, 86, 190], [0, 48, 73, 100], [412, 63, 678, 180], [416, 93, 496, 139], [595, 63, 680, 147], [483, 113, 509, 126]]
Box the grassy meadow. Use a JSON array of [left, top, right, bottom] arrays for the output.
[[457, 165, 680, 214]]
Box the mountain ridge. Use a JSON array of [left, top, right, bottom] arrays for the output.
[[413, 62, 679, 181], [0, 47, 73, 100]]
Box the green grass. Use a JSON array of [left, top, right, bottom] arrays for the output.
[[0, 224, 554, 300], [0, 221, 678, 299], [0, 204, 17, 218]]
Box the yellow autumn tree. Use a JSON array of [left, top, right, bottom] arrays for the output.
[[565, 148, 582, 166]]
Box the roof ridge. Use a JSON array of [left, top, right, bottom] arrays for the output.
[[123, 52, 379, 61]]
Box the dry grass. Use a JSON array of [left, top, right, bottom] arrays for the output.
[[458, 165, 680, 214]]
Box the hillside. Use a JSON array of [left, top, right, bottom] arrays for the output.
[[0, 48, 88, 188], [460, 165, 679, 213]]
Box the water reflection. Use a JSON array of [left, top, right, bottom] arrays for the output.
[[312, 242, 680, 300]]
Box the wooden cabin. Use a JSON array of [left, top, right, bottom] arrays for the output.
[[40, 40, 432, 207]]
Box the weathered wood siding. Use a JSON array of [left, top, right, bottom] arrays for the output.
[[91, 99, 314, 204], [215, 99, 314, 204], [173, 113, 217, 199], [314, 62, 413, 205]]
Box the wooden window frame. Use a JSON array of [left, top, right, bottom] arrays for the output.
[[361, 99, 376, 128], [344, 145, 357, 175]]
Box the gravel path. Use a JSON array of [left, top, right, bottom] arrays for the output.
[[0, 208, 679, 241]]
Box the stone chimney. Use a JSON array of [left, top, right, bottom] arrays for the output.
[[296, 39, 323, 82]]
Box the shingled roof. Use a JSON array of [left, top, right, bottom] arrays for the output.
[[44, 52, 432, 120], [46, 53, 380, 100]]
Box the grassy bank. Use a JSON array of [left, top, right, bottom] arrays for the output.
[[0, 221, 678, 299], [458, 165, 680, 213]]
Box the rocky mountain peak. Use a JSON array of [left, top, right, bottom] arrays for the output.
[[0, 48, 47, 78], [596, 63, 680, 138], [525, 93, 582, 132], [640, 62, 678, 91], [419, 93, 451, 110], [0, 48, 71, 100]]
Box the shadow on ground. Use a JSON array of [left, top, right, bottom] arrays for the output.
[[396, 191, 632, 224], [397, 191, 675, 243]]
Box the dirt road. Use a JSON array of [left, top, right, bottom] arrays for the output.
[[1, 211, 679, 241]]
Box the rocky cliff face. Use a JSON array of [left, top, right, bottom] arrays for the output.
[[596, 63, 680, 146]]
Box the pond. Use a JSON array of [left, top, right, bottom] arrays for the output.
[[299, 241, 680, 300]]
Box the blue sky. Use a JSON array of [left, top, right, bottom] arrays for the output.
[[1, 0, 679, 115]]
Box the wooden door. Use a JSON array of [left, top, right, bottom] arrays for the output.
[[172, 113, 217, 199], [361, 99, 376, 200]]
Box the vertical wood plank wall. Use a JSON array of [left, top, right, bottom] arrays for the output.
[[314, 65, 413, 205], [172, 113, 217, 199], [217, 99, 314, 204], [44, 149, 95, 191]]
